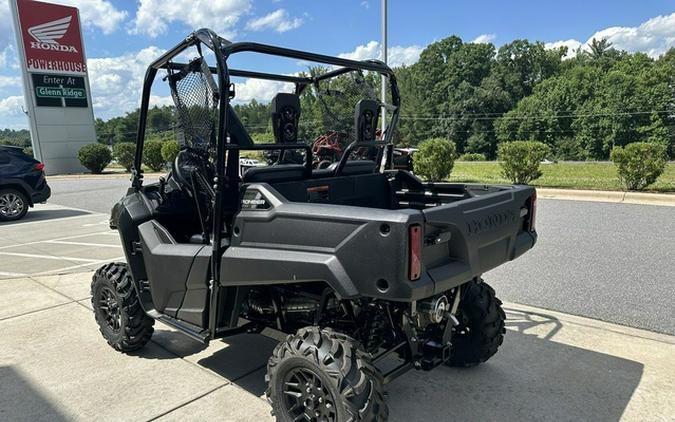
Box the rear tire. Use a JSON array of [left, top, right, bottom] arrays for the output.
[[447, 278, 506, 367], [91, 263, 154, 352], [266, 326, 388, 422], [0, 188, 28, 221]]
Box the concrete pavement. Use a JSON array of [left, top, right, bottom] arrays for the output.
[[1, 271, 673, 421]]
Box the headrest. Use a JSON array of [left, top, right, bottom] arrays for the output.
[[354, 99, 379, 142], [271, 93, 300, 143]]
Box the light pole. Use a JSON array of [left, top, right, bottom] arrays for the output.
[[381, 0, 388, 134]]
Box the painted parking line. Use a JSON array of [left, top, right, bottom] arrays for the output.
[[0, 231, 112, 250], [0, 271, 28, 277], [44, 240, 120, 248], [0, 252, 100, 262], [0, 204, 125, 278]]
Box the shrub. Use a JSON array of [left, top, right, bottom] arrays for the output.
[[77, 143, 112, 174], [143, 140, 166, 172], [610, 142, 667, 190], [413, 138, 457, 181], [458, 153, 486, 161], [161, 140, 180, 163], [498, 141, 550, 184], [112, 142, 136, 172]]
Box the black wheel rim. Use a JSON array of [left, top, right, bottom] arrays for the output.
[[282, 367, 337, 422], [98, 286, 121, 332]]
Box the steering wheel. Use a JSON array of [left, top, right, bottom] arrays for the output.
[[172, 148, 214, 197]]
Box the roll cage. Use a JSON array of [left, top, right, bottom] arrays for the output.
[[130, 28, 400, 338]]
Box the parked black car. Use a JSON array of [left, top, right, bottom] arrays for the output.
[[0, 145, 51, 221]]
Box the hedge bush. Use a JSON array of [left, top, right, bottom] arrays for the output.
[[413, 138, 457, 181], [161, 140, 180, 163], [77, 143, 112, 174], [112, 142, 136, 171], [143, 140, 166, 171], [498, 141, 550, 184], [610, 142, 668, 190], [458, 153, 486, 161]]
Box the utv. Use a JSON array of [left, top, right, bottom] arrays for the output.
[[92, 29, 538, 421]]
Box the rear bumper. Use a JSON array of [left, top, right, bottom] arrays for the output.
[[427, 230, 537, 295], [30, 182, 51, 205]]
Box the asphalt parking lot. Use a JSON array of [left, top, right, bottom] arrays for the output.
[[0, 204, 123, 279]]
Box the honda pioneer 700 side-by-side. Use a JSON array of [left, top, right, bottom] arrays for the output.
[[91, 29, 538, 422]]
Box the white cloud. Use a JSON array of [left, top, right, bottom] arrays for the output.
[[0, 95, 24, 117], [360, 1, 370, 9], [51, 0, 127, 34], [232, 77, 294, 104], [472, 34, 496, 44], [245, 9, 303, 33], [131, 0, 251, 38], [87, 46, 166, 119], [544, 39, 583, 59], [0, 75, 20, 89], [545, 12, 675, 59], [339, 41, 423, 67]]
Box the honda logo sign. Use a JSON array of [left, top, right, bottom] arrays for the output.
[[16, 1, 86, 74]]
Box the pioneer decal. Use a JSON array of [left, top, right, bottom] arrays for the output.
[[16, 1, 87, 74], [241, 189, 271, 210]]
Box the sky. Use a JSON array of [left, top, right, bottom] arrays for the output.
[[1, 0, 674, 130]]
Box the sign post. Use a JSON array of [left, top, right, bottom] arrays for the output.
[[10, 0, 96, 175]]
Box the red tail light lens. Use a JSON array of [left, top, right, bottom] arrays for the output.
[[408, 224, 422, 280], [529, 191, 537, 232], [34, 162, 45, 172]]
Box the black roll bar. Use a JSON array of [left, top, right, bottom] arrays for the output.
[[130, 28, 401, 339]]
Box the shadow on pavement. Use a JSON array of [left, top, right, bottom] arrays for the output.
[[0, 209, 91, 225], [141, 307, 644, 421], [0, 366, 69, 421]]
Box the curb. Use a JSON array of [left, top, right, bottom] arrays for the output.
[[537, 188, 675, 207], [47, 172, 165, 180]]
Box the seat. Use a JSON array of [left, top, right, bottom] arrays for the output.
[[242, 164, 307, 184], [312, 160, 377, 178]]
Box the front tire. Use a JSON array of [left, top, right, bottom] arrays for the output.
[[91, 263, 154, 352], [0, 188, 28, 221], [266, 327, 388, 422], [448, 278, 506, 367]]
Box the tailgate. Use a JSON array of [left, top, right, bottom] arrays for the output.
[[419, 185, 536, 293]]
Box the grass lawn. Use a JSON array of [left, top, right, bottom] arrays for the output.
[[448, 161, 675, 193]]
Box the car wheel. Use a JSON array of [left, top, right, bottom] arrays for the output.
[[0, 188, 29, 222]]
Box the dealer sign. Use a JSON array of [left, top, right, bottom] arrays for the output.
[[16, 0, 86, 75]]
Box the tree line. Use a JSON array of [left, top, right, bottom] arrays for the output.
[[12, 35, 672, 161]]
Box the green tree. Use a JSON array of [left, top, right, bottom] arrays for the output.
[[112, 142, 136, 171], [610, 142, 668, 190], [78, 143, 112, 174], [143, 140, 166, 172], [413, 138, 457, 181], [498, 141, 550, 184]]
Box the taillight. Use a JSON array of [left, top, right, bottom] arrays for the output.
[[408, 224, 422, 280], [529, 191, 537, 232], [34, 162, 45, 172]]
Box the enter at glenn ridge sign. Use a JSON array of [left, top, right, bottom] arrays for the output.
[[31, 73, 88, 107]]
